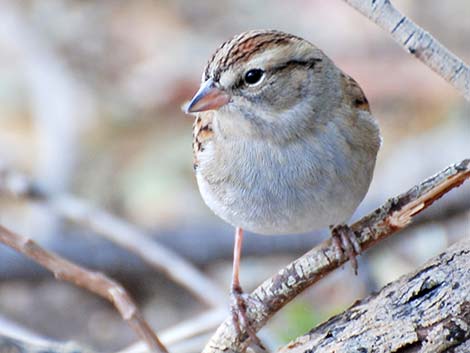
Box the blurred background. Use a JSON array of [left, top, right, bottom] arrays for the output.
[[0, 0, 468, 352]]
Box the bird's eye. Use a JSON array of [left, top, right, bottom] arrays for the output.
[[244, 69, 265, 85]]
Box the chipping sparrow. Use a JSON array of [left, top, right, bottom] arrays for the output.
[[185, 29, 381, 342]]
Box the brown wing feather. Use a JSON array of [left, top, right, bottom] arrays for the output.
[[341, 73, 370, 112], [192, 112, 214, 170]]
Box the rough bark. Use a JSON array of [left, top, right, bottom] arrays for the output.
[[278, 238, 470, 353]]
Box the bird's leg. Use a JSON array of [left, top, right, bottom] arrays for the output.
[[230, 227, 264, 348], [330, 224, 361, 274]]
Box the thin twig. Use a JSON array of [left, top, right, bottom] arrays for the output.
[[342, 0, 470, 101], [118, 308, 227, 353], [0, 308, 227, 353], [52, 195, 226, 307], [0, 315, 50, 344], [201, 159, 470, 353], [0, 226, 168, 353], [0, 335, 92, 353], [0, 167, 226, 308]]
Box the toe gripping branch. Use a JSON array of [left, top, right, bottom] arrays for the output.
[[230, 284, 265, 350], [330, 224, 362, 274]]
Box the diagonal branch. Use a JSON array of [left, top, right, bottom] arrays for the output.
[[342, 0, 470, 101], [0, 167, 226, 308], [51, 195, 226, 308], [0, 307, 228, 353], [0, 335, 92, 353], [201, 159, 470, 353], [0, 225, 168, 353]]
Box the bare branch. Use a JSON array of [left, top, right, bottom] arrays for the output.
[[0, 317, 44, 342], [202, 159, 470, 353], [342, 0, 470, 101], [0, 167, 226, 308], [0, 335, 93, 353], [0, 308, 228, 353], [52, 195, 226, 308], [0, 314, 81, 353], [0, 225, 168, 353], [119, 308, 227, 353]]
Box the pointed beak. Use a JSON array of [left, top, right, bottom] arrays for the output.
[[185, 79, 231, 113]]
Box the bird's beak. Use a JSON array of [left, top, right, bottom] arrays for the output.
[[185, 79, 230, 113]]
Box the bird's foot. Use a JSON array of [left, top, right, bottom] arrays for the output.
[[230, 284, 265, 350], [330, 224, 361, 274]]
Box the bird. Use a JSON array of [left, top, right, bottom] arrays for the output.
[[184, 29, 381, 342]]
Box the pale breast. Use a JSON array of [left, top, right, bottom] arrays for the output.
[[194, 112, 380, 235]]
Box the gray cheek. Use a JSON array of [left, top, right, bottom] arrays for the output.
[[266, 72, 307, 110], [238, 103, 271, 134]]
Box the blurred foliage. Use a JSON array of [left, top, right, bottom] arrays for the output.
[[275, 300, 327, 343]]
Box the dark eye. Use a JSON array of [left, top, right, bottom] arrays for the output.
[[244, 69, 265, 85]]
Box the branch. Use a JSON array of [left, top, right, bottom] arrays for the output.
[[0, 336, 92, 353], [0, 225, 168, 353], [0, 308, 228, 353], [0, 166, 226, 308], [0, 315, 90, 353], [119, 308, 227, 353], [53, 195, 226, 307], [342, 0, 470, 101], [278, 238, 470, 353], [202, 159, 470, 353]]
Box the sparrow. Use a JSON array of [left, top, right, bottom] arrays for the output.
[[185, 29, 381, 343]]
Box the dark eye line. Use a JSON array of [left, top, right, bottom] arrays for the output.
[[271, 58, 322, 73]]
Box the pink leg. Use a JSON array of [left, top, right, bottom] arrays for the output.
[[231, 227, 243, 291], [230, 227, 264, 348]]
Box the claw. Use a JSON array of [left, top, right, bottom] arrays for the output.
[[230, 285, 265, 350], [330, 224, 361, 274]]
